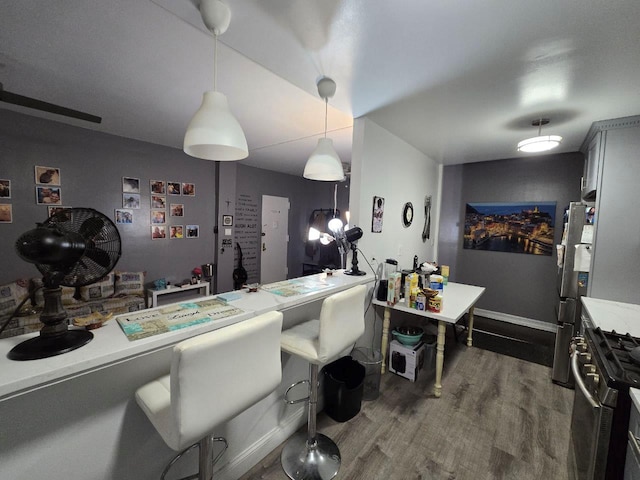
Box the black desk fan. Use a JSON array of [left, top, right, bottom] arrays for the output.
[[10, 208, 121, 360]]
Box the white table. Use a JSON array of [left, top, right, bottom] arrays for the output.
[[146, 282, 210, 308], [373, 282, 485, 398]]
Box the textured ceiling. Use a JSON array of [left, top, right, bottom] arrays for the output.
[[2, 0, 639, 174]]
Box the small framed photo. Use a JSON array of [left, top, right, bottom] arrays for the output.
[[0, 179, 11, 198], [170, 204, 184, 217], [48, 206, 72, 221], [35, 166, 61, 185], [182, 182, 195, 196], [151, 225, 166, 239], [222, 215, 233, 226], [151, 195, 166, 209], [151, 210, 166, 224], [170, 225, 184, 239], [0, 204, 12, 223], [123, 193, 140, 209], [150, 180, 166, 195], [36, 186, 62, 205], [167, 182, 181, 195], [123, 177, 140, 193], [115, 208, 133, 224], [186, 225, 199, 238]]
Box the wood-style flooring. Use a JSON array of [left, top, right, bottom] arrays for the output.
[[239, 332, 574, 480]]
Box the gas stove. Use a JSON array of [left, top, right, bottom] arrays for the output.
[[587, 327, 640, 391]]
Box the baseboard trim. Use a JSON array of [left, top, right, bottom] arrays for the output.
[[474, 309, 556, 333], [214, 406, 306, 480]]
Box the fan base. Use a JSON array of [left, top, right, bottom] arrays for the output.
[[7, 330, 93, 361]]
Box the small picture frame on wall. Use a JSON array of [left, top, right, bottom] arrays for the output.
[[372, 196, 385, 233], [35, 166, 61, 185], [151, 210, 166, 224], [150, 180, 166, 195], [170, 225, 184, 239], [167, 182, 181, 195], [151, 195, 166, 209], [222, 215, 233, 226], [115, 208, 133, 224], [123, 177, 140, 193], [151, 225, 166, 239], [123, 193, 140, 209], [170, 204, 184, 217], [0, 179, 11, 198], [36, 186, 62, 205], [182, 183, 195, 196], [0, 204, 12, 223], [186, 225, 199, 238], [48, 206, 72, 221]]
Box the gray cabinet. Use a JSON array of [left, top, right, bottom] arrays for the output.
[[585, 116, 640, 304], [581, 131, 601, 201]]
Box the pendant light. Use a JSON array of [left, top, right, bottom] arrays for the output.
[[303, 77, 345, 181], [183, 0, 248, 161], [517, 118, 562, 153]]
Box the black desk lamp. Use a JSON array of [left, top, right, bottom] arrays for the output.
[[344, 227, 366, 276]]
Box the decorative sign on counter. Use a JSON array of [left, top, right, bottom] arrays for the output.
[[235, 193, 260, 283], [117, 298, 244, 341], [261, 278, 333, 297]]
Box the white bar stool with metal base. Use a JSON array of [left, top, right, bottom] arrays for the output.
[[280, 284, 366, 480], [135, 311, 283, 480]]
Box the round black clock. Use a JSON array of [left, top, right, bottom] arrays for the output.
[[402, 202, 414, 227]]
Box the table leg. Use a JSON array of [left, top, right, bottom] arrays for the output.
[[466, 306, 475, 347], [380, 307, 391, 374], [434, 320, 446, 398]]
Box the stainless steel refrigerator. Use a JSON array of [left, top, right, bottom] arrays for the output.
[[551, 202, 592, 387]]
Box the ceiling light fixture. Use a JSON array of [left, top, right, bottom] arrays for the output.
[[303, 77, 345, 181], [183, 0, 248, 161], [517, 118, 562, 153]]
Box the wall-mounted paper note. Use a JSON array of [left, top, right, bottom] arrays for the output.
[[574, 244, 591, 272], [581, 224, 594, 244]]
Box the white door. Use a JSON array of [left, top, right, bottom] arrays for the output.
[[261, 195, 289, 283]]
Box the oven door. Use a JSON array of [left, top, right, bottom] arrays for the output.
[[569, 351, 614, 480]]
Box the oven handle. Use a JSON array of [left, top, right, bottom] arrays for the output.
[[629, 431, 640, 458], [571, 348, 600, 409]]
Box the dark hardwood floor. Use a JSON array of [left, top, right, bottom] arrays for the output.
[[239, 328, 574, 480]]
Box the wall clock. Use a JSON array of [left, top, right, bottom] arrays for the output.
[[402, 202, 414, 227]]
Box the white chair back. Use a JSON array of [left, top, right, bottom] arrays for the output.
[[170, 311, 283, 450], [317, 284, 366, 364]]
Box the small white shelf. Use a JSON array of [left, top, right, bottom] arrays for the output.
[[146, 282, 210, 308]]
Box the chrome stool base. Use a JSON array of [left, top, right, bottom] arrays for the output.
[[281, 432, 341, 480]]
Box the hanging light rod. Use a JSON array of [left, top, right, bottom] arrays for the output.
[[517, 118, 562, 153], [303, 76, 345, 181], [183, 0, 248, 161]]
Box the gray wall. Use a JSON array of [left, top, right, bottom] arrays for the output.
[[438, 152, 584, 324], [235, 164, 350, 281], [0, 110, 217, 287]]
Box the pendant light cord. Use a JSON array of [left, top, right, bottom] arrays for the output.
[[324, 99, 328, 138], [213, 33, 218, 92]]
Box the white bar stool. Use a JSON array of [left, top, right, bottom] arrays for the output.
[[135, 311, 283, 480], [280, 284, 366, 480]]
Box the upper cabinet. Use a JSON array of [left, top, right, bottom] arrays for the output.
[[581, 131, 601, 201]]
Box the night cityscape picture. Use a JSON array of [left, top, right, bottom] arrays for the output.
[[464, 202, 556, 255]]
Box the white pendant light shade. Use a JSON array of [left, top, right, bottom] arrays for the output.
[[517, 135, 563, 153], [183, 91, 248, 161], [303, 138, 344, 181]]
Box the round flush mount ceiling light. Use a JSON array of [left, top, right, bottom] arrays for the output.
[[517, 118, 562, 153]]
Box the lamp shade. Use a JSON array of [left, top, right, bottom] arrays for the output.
[[303, 138, 344, 181], [517, 135, 562, 153], [183, 91, 248, 161]]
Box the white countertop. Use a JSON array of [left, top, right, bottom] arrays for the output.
[[372, 282, 486, 324], [581, 297, 640, 337], [0, 271, 372, 401]]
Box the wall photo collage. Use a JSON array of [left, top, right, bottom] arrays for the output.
[[119, 177, 198, 240]]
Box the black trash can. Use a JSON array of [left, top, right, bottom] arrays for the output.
[[323, 356, 365, 422]]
